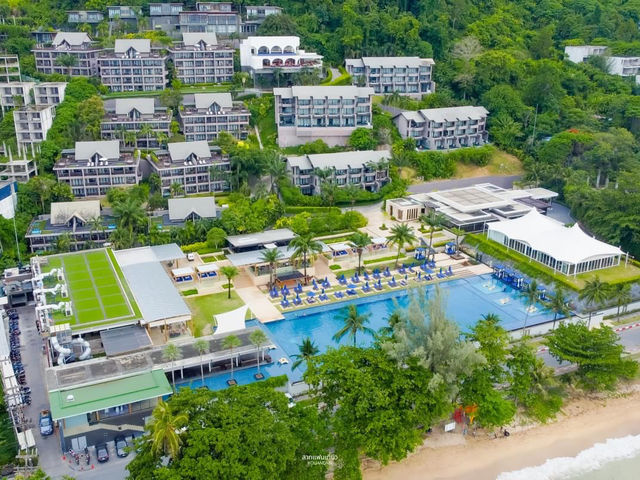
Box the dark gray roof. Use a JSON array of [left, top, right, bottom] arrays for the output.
[[100, 325, 152, 356]]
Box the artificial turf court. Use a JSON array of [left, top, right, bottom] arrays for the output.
[[46, 249, 141, 327]]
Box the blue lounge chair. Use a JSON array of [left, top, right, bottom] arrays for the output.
[[426, 274, 432, 281], [388, 276, 397, 287], [374, 280, 383, 290], [383, 267, 391, 277], [293, 296, 302, 306], [338, 275, 347, 285], [319, 293, 329, 301], [346, 289, 357, 296], [362, 282, 371, 293], [281, 298, 290, 308], [270, 288, 279, 298], [447, 265, 454, 276], [363, 272, 370, 281], [334, 291, 345, 299]]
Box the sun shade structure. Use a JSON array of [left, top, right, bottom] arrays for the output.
[[487, 209, 623, 276], [213, 305, 249, 336]]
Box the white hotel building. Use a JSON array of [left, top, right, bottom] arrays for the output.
[[239, 36, 323, 78]]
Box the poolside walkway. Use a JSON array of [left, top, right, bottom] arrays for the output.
[[235, 285, 284, 323]]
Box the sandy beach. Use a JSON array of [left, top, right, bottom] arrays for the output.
[[363, 385, 640, 480]]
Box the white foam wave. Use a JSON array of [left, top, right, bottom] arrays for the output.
[[497, 434, 640, 480]]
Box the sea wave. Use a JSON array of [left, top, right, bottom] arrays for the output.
[[496, 434, 640, 480]]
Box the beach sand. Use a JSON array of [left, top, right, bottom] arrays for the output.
[[363, 385, 640, 480]]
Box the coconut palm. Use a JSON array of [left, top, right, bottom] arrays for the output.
[[349, 231, 372, 275], [113, 197, 146, 237], [149, 399, 188, 459], [170, 182, 185, 198], [333, 304, 374, 346], [249, 329, 268, 374], [388, 223, 417, 267], [579, 276, 612, 327], [547, 286, 571, 329], [124, 130, 138, 147], [220, 265, 238, 299], [522, 279, 540, 331], [137, 123, 154, 148], [193, 338, 209, 385], [611, 283, 632, 322], [163, 343, 181, 392], [222, 334, 242, 381], [55, 54, 77, 76], [420, 211, 445, 261], [263, 151, 287, 193], [289, 234, 323, 285], [291, 337, 319, 370], [89, 216, 104, 243], [259, 248, 283, 290], [155, 131, 168, 147], [450, 227, 466, 253]]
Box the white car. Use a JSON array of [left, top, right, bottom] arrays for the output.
[[187, 253, 195, 261]]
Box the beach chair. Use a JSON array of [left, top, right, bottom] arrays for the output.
[[280, 299, 290, 308], [334, 291, 345, 299], [293, 296, 302, 306], [362, 283, 371, 293], [319, 293, 329, 301], [338, 275, 347, 285], [346, 289, 357, 296], [383, 267, 391, 278], [447, 265, 454, 276]]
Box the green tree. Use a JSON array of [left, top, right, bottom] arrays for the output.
[[170, 182, 185, 198], [219, 265, 238, 299], [348, 127, 377, 150], [55, 232, 71, 253], [113, 196, 146, 237], [260, 247, 283, 289], [289, 234, 323, 284], [193, 338, 209, 385], [612, 283, 632, 322], [333, 304, 374, 346], [547, 286, 571, 329], [206, 226, 227, 250], [467, 313, 509, 381], [522, 279, 540, 330], [420, 211, 445, 261], [55, 53, 77, 76], [388, 223, 417, 267], [163, 343, 182, 392], [148, 172, 161, 194], [263, 151, 287, 193], [249, 329, 268, 374], [222, 334, 242, 381], [291, 337, 319, 371], [546, 323, 638, 391], [349, 231, 372, 275], [579, 276, 612, 327], [148, 399, 188, 459]]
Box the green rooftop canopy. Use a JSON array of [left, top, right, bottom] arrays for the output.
[[48, 369, 171, 421]]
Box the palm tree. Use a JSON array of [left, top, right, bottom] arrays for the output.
[[450, 227, 466, 253], [388, 223, 417, 267], [193, 338, 209, 386], [264, 151, 287, 193], [220, 265, 238, 299], [89, 216, 104, 244], [163, 343, 182, 392], [222, 334, 242, 381], [113, 197, 146, 237], [55, 54, 77, 76], [155, 131, 168, 147], [349, 232, 372, 275], [378, 311, 404, 338], [333, 304, 374, 346], [291, 337, 319, 370], [149, 400, 188, 460], [522, 279, 539, 331], [124, 130, 138, 148], [420, 211, 445, 261], [249, 329, 268, 375], [137, 123, 154, 148], [611, 283, 632, 322], [170, 182, 185, 198], [289, 234, 323, 285], [259, 248, 283, 289], [579, 276, 612, 327], [547, 286, 571, 329]]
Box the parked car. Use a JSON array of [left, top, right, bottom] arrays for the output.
[[187, 253, 195, 261], [39, 410, 53, 436], [114, 435, 129, 457], [96, 443, 109, 463]]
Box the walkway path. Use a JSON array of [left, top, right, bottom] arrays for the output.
[[235, 285, 284, 323], [408, 175, 522, 194], [254, 126, 263, 150]]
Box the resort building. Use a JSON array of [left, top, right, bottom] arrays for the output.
[[239, 36, 323, 79], [242, 5, 283, 33], [274, 85, 374, 147], [227, 228, 295, 253], [33, 82, 67, 106], [101, 98, 172, 148], [32, 32, 103, 77], [167, 197, 217, 223], [31, 30, 57, 45], [285, 150, 391, 195], [0, 156, 37, 183], [107, 6, 139, 26], [25, 200, 116, 253], [53, 140, 141, 197], [0, 82, 35, 112], [179, 2, 241, 35], [150, 3, 183, 36], [66, 10, 104, 24], [393, 106, 489, 150], [169, 33, 234, 84], [179, 93, 250, 142], [0, 55, 21, 83], [144, 140, 230, 196], [99, 39, 168, 92], [564, 45, 608, 63], [0, 180, 17, 219], [487, 209, 624, 276], [386, 183, 558, 231], [13, 104, 56, 149], [345, 56, 435, 97], [563, 46, 640, 83]]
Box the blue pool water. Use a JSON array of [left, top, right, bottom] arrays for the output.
[[178, 274, 557, 390]]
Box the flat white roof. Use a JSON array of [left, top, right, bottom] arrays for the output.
[[172, 267, 194, 276], [226, 228, 295, 248], [196, 263, 218, 273]]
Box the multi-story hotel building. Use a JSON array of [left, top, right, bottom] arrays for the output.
[[101, 98, 172, 148], [53, 140, 141, 197], [345, 56, 435, 97], [179, 93, 250, 142], [243, 5, 283, 33], [179, 2, 241, 35], [67, 10, 104, 24], [33, 82, 67, 106], [107, 6, 139, 27], [0, 55, 21, 83], [273, 85, 374, 147], [32, 32, 103, 77], [393, 106, 489, 150], [99, 39, 168, 92], [239, 36, 323, 78], [286, 150, 391, 196], [144, 141, 229, 196], [0, 82, 35, 112], [150, 3, 184, 37], [169, 32, 234, 84], [13, 105, 56, 149]]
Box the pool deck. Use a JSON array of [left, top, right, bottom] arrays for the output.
[[236, 285, 284, 323]]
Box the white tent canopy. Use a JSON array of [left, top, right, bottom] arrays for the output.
[[213, 305, 248, 336], [171, 267, 194, 277], [488, 209, 622, 265], [371, 237, 387, 245], [196, 263, 219, 273]]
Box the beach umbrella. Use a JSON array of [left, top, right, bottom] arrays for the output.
[[307, 291, 315, 297], [348, 283, 357, 289], [321, 288, 325, 294]]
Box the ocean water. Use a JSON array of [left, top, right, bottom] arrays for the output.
[[497, 434, 640, 480]]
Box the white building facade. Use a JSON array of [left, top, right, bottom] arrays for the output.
[[239, 36, 323, 77], [345, 56, 435, 97]]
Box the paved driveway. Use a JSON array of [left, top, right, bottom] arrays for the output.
[[408, 175, 522, 194]]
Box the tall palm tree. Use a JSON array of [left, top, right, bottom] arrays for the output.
[[155, 131, 168, 147], [522, 279, 539, 331], [378, 311, 404, 339], [349, 231, 372, 275], [291, 337, 319, 370], [149, 400, 188, 460], [89, 216, 104, 243], [611, 283, 632, 322], [547, 286, 571, 329], [170, 182, 185, 198], [333, 304, 374, 346], [163, 343, 181, 392], [249, 329, 268, 374], [420, 211, 445, 261], [193, 338, 209, 386], [222, 334, 242, 381], [124, 130, 138, 148], [137, 123, 154, 148], [450, 227, 465, 253], [55, 54, 77, 76], [388, 223, 417, 267], [579, 276, 612, 327], [289, 234, 323, 285], [259, 248, 283, 289], [113, 197, 146, 238], [263, 151, 287, 193], [220, 265, 238, 299]]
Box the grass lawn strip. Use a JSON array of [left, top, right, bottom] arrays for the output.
[[82, 253, 108, 322], [58, 255, 81, 325], [106, 248, 142, 319]]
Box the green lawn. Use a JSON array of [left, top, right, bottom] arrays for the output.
[[103, 84, 231, 99], [186, 291, 248, 337]]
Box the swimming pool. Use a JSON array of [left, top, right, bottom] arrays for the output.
[[178, 274, 557, 389]]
